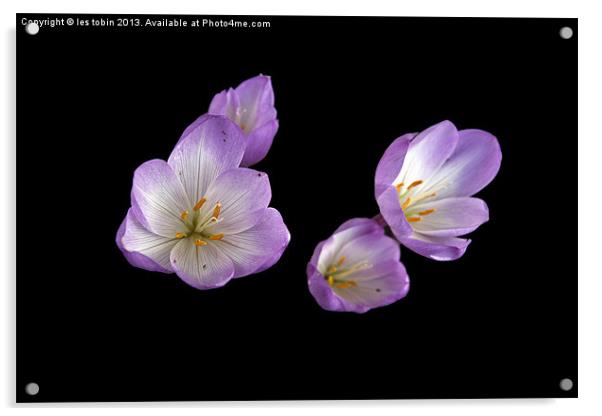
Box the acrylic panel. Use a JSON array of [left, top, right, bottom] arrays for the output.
[[16, 14, 577, 402]]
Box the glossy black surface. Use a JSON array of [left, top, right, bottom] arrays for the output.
[[17, 14, 577, 402]]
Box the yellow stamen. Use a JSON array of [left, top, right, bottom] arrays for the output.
[[335, 281, 358, 289], [327, 275, 334, 286], [212, 202, 222, 219], [406, 216, 422, 223], [407, 180, 423, 190], [418, 208, 436, 216], [395, 182, 404, 193], [193, 197, 207, 211], [327, 265, 337, 274], [175, 232, 187, 239], [336, 256, 346, 267], [180, 210, 189, 220], [194, 239, 208, 246], [401, 197, 412, 210], [209, 233, 224, 241]]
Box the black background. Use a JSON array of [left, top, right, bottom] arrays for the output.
[[16, 14, 577, 402]]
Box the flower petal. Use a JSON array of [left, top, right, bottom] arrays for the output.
[[315, 218, 383, 272], [130, 159, 191, 238], [330, 260, 410, 313], [235, 75, 277, 130], [394, 120, 459, 185], [116, 209, 175, 273], [410, 197, 489, 237], [422, 129, 502, 199], [374, 133, 414, 198], [167, 115, 245, 205], [307, 264, 350, 312], [399, 233, 471, 261], [338, 230, 400, 268], [241, 119, 279, 167], [376, 185, 413, 241], [213, 208, 290, 278], [307, 228, 410, 314], [177, 113, 211, 146], [204, 168, 272, 235], [170, 238, 235, 290], [208, 88, 240, 121]]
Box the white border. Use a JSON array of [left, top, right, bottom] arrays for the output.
[[2, 1, 601, 414]]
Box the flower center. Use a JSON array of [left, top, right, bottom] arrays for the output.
[[324, 256, 372, 289], [394, 179, 437, 223], [173, 196, 225, 245]]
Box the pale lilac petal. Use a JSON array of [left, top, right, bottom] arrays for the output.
[[307, 218, 410, 313], [167, 115, 245, 204], [208, 88, 240, 121], [307, 264, 350, 312], [213, 208, 290, 278], [410, 197, 489, 237], [315, 217, 383, 272], [422, 129, 502, 199], [374, 133, 414, 198], [376, 185, 413, 241], [308, 247, 409, 314], [330, 261, 410, 313], [177, 114, 211, 146], [241, 119, 279, 167], [130, 159, 191, 238], [170, 238, 235, 290], [235, 75, 276, 130], [204, 168, 272, 235], [395, 120, 459, 185], [399, 233, 471, 261], [116, 210, 175, 273], [338, 231, 400, 268]]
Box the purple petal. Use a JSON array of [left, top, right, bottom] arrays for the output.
[[208, 88, 240, 121], [168, 115, 245, 204], [399, 233, 471, 261], [425, 129, 502, 199], [307, 230, 409, 313], [204, 168, 272, 235], [338, 231, 401, 267], [235, 75, 277, 130], [376, 185, 413, 241], [240, 119, 279, 167], [307, 218, 409, 313], [410, 197, 489, 237], [307, 264, 351, 312], [116, 209, 175, 273], [330, 260, 410, 313], [397, 120, 459, 184], [170, 238, 235, 290], [374, 133, 414, 198], [213, 208, 290, 278], [177, 114, 211, 146], [315, 218, 384, 271], [130, 159, 191, 238]]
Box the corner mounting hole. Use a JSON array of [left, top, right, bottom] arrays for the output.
[[560, 378, 573, 391], [25, 382, 39, 396], [25, 22, 40, 35], [559, 26, 573, 39]]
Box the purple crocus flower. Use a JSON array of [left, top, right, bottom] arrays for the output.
[[116, 115, 290, 290], [208, 75, 278, 167], [375, 120, 501, 261], [307, 218, 410, 313]]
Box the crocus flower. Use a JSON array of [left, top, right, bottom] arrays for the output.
[[208, 74, 278, 167], [116, 115, 290, 289], [307, 218, 410, 313], [375, 120, 501, 261]]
